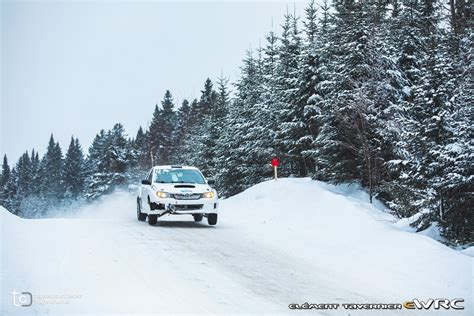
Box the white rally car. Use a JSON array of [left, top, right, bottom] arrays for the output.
[[137, 165, 219, 226]]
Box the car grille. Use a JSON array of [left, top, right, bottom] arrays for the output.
[[172, 204, 203, 211], [172, 193, 201, 200]]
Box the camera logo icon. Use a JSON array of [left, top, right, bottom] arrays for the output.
[[11, 290, 33, 307]]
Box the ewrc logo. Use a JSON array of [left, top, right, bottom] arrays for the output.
[[288, 299, 465, 311], [403, 298, 464, 310]]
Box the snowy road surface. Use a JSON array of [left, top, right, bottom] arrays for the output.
[[1, 179, 472, 315]]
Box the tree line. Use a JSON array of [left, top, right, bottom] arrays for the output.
[[1, 0, 472, 245]]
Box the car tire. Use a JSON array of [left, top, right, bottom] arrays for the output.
[[148, 215, 158, 226], [137, 198, 147, 222], [207, 213, 217, 226], [193, 214, 203, 222]]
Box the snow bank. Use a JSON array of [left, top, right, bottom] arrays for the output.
[[0, 205, 21, 223], [461, 247, 474, 257], [221, 178, 472, 312]]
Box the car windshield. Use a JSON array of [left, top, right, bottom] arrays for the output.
[[153, 169, 206, 184]]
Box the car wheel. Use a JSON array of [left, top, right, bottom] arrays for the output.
[[207, 213, 217, 226], [137, 198, 147, 222], [148, 215, 158, 226], [193, 214, 203, 222]]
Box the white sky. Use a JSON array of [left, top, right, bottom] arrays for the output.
[[1, 0, 308, 164]]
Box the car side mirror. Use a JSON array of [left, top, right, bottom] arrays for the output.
[[141, 179, 151, 185], [207, 179, 215, 185]]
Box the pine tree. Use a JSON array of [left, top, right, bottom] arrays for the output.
[[85, 129, 110, 200], [147, 91, 177, 165], [16, 152, 32, 197], [202, 77, 228, 177], [29, 149, 40, 195], [438, 22, 473, 243], [175, 99, 191, 150], [87, 130, 108, 174], [274, 13, 306, 176], [410, 1, 473, 242], [133, 126, 149, 169], [85, 125, 132, 200], [215, 50, 267, 196], [63, 137, 85, 198], [393, 0, 454, 229], [2, 152, 39, 216], [303, 0, 333, 174], [314, 1, 369, 182], [0, 155, 12, 208], [160, 90, 178, 163], [1, 155, 11, 190], [294, 0, 320, 175], [181, 79, 219, 176], [208, 75, 231, 182], [107, 123, 130, 174], [261, 27, 280, 148], [39, 135, 64, 201], [4, 167, 19, 214], [16, 151, 38, 217]]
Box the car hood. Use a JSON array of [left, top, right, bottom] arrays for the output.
[[151, 183, 213, 194]]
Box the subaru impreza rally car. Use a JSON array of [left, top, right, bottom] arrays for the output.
[[137, 165, 219, 226]]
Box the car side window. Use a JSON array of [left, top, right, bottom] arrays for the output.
[[147, 169, 153, 183]]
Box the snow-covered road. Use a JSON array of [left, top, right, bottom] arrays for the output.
[[1, 179, 472, 315]]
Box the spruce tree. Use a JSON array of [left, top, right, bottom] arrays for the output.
[[4, 167, 19, 214], [16, 151, 32, 197], [0, 155, 11, 209], [176, 99, 191, 144], [85, 125, 132, 200], [274, 13, 306, 176], [303, 0, 333, 173], [294, 0, 320, 175], [107, 123, 130, 174], [39, 135, 64, 201], [63, 137, 85, 198], [1, 155, 11, 189], [30, 149, 40, 195], [85, 130, 109, 200], [215, 50, 267, 196], [208, 76, 231, 181], [16, 151, 38, 217], [181, 79, 218, 176], [147, 91, 177, 165], [133, 126, 149, 169]]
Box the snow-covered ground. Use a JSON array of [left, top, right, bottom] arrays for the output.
[[1, 178, 472, 315]]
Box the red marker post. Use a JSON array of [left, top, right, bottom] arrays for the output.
[[271, 157, 279, 181]]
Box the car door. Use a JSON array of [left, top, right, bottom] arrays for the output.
[[141, 168, 154, 202]]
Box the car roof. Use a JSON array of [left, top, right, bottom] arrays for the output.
[[152, 165, 199, 171]]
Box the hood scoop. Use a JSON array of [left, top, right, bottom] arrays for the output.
[[174, 184, 196, 188]]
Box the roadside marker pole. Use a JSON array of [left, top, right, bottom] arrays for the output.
[[271, 157, 279, 181]]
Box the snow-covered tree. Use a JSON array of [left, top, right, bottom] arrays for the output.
[[147, 91, 178, 165], [63, 137, 85, 198], [39, 135, 64, 200], [85, 124, 132, 200], [274, 13, 306, 176], [133, 126, 149, 170], [0, 155, 11, 193]]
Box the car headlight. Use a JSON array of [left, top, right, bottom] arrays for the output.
[[201, 191, 215, 199], [156, 191, 170, 198]]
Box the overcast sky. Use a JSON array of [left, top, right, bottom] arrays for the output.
[[1, 0, 307, 164]]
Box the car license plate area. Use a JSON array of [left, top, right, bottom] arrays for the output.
[[173, 204, 203, 211]]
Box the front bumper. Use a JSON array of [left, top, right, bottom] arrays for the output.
[[148, 197, 218, 215]]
